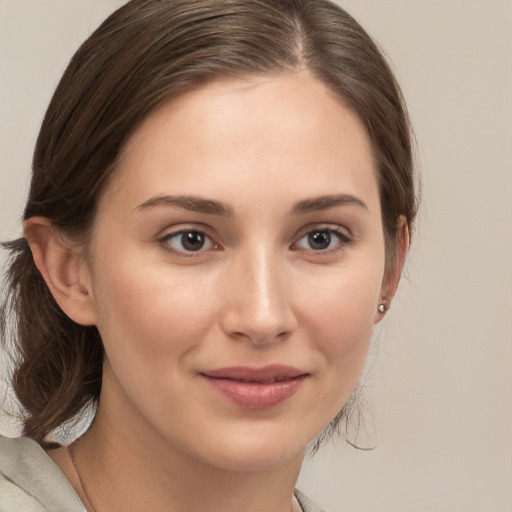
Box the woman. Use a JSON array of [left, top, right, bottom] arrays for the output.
[[0, 0, 417, 510]]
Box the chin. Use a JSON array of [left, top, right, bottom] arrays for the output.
[[184, 426, 309, 473], [201, 446, 304, 473]]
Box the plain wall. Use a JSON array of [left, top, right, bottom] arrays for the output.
[[1, 1, 511, 511]]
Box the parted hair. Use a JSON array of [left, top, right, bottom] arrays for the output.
[[1, 0, 417, 443]]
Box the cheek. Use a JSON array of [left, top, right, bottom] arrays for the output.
[[298, 258, 384, 384], [90, 255, 220, 366], [89, 261, 224, 431]]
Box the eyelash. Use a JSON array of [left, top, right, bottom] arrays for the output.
[[159, 226, 353, 256], [159, 228, 218, 256], [291, 227, 353, 254]]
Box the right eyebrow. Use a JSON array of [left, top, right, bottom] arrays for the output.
[[135, 194, 234, 217]]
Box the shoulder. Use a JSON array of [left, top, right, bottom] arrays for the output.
[[295, 488, 330, 512], [0, 435, 85, 512]]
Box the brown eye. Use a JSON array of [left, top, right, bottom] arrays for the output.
[[293, 228, 352, 252], [162, 230, 215, 253], [308, 231, 332, 250], [181, 231, 206, 251]]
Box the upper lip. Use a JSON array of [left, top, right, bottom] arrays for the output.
[[201, 365, 308, 383]]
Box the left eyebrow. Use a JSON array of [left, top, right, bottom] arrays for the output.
[[291, 194, 369, 215]]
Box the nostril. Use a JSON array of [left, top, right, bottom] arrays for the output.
[[218, 286, 297, 344]]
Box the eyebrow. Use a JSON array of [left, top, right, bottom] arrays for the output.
[[135, 193, 368, 217], [291, 194, 369, 215], [135, 195, 234, 217]]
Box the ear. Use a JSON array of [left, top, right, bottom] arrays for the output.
[[374, 216, 409, 323], [24, 217, 97, 326]]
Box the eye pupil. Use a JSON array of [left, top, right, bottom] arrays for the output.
[[308, 231, 331, 250], [182, 232, 205, 251]]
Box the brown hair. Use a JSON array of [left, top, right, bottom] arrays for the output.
[[1, 0, 417, 443]]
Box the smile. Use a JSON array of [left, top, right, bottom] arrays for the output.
[[201, 365, 309, 410]]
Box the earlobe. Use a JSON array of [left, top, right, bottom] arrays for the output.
[[374, 216, 410, 324], [24, 217, 97, 326]]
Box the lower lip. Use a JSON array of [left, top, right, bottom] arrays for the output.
[[203, 375, 307, 410]]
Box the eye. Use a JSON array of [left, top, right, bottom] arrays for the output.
[[292, 227, 352, 252], [161, 229, 217, 254]]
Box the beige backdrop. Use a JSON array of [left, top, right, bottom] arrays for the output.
[[1, 1, 511, 511]]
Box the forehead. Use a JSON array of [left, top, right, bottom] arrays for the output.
[[103, 72, 379, 215]]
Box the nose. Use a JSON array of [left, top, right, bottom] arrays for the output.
[[219, 247, 297, 345]]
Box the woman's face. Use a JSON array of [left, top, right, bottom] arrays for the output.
[[82, 73, 387, 471]]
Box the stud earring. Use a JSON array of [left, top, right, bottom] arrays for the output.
[[377, 304, 386, 314]]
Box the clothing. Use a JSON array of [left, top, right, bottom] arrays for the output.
[[294, 489, 328, 512], [0, 435, 328, 512], [0, 435, 84, 512]]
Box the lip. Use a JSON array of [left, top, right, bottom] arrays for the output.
[[201, 365, 308, 410]]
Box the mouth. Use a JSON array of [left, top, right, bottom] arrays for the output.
[[201, 365, 309, 410]]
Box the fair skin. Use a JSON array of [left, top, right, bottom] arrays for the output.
[[26, 72, 408, 512]]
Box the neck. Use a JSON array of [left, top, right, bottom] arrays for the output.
[[73, 380, 304, 512]]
